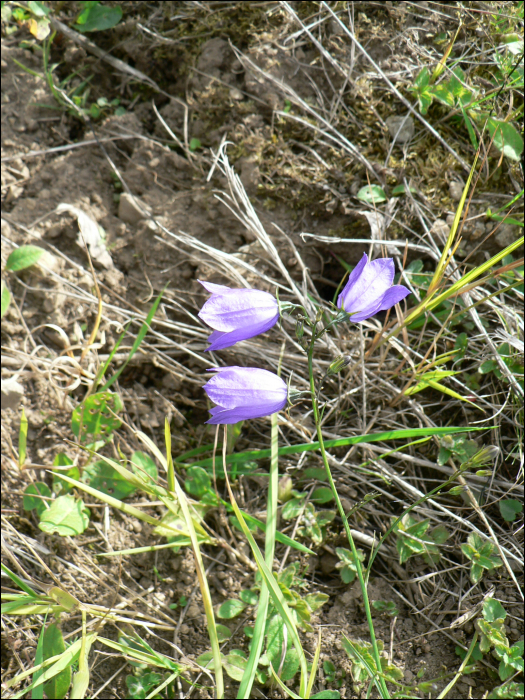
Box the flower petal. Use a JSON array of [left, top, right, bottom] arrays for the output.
[[198, 280, 231, 294], [337, 253, 368, 310], [376, 285, 411, 312], [204, 367, 287, 409], [338, 256, 395, 316], [199, 288, 279, 333], [205, 316, 279, 351]]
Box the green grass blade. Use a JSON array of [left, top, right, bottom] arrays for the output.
[[186, 426, 484, 470], [165, 480, 224, 698], [238, 412, 280, 698], [222, 434, 308, 698], [1, 563, 38, 596], [92, 320, 132, 391], [100, 285, 166, 392], [19, 407, 28, 467]]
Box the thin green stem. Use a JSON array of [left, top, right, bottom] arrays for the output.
[[308, 337, 390, 699], [237, 413, 278, 698]]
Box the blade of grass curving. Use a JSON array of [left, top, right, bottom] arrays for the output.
[[186, 426, 485, 470], [54, 473, 199, 543], [70, 610, 95, 699], [397, 236, 524, 333], [164, 417, 175, 492], [305, 631, 322, 699], [164, 470, 224, 697], [99, 285, 166, 392], [1, 563, 38, 596], [366, 459, 475, 577], [8, 636, 89, 697], [92, 320, 132, 392], [268, 665, 301, 699], [31, 614, 49, 700], [437, 632, 479, 699], [238, 410, 280, 698], [423, 236, 524, 314], [19, 407, 28, 468], [427, 153, 478, 296], [222, 429, 308, 698]]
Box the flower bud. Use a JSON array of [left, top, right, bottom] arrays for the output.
[[327, 355, 352, 376], [295, 320, 304, 340], [278, 475, 293, 502]]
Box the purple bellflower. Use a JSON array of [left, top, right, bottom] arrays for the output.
[[203, 366, 288, 424], [337, 253, 410, 322], [198, 281, 279, 352]]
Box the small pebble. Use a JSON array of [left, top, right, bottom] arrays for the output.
[[180, 623, 190, 635]]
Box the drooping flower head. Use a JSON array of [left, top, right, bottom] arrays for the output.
[[203, 366, 287, 424], [337, 253, 410, 322], [198, 281, 279, 352]]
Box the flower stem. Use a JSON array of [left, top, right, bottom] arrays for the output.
[[308, 339, 390, 699]]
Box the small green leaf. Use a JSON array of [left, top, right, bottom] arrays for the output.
[[499, 499, 522, 522], [131, 451, 158, 483], [19, 407, 28, 467], [483, 598, 507, 623], [487, 117, 524, 161], [217, 599, 246, 619], [42, 623, 71, 699], [52, 453, 79, 495], [215, 624, 232, 642], [6, 245, 45, 271], [391, 184, 417, 196], [1, 281, 11, 318], [71, 391, 122, 443], [23, 482, 51, 516], [224, 650, 247, 681], [311, 487, 334, 504], [74, 4, 123, 32], [38, 495, 90, 536], [356, 185, 387, 204], [82, 459, 136, 500], [189, 138, 201, 151], [239, 589, 259, 605]]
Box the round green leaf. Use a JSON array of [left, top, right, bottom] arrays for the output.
[[215, 624, 232, 642], [131, 451, 158, 483], [38, 495, 90, 536], [1, 281, 11, 318], [239, 589, 259, 605], [75, 4, 122, 32], [71, 391, 122, 443], [217, 599, 246, 619], [82, 459, 136, 500], [356, 185, 387, 204], [23, 482, 51, 516], [6, 245, 45, 271], [499, 499, 523, 522], [488, 118, 523, 161]]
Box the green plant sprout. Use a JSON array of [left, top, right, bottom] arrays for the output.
[[461, 533, 503, 584]]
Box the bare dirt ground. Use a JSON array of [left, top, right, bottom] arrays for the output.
[[2, 2, 523, 699]]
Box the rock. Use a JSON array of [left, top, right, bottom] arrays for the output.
[[1, 377, 24, 410], [385, 115, 414, 144], [494, 224, 519, 248], [320, 552, 338, 575], [229, 87, 244, 101], [118, 193, 151, 225], [429, 219, 450, 244], [449, 180, 464, 201], [187, 604, 200, 619], [180, 623, 190, 635]]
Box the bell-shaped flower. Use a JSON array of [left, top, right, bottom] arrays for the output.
[[337, 253, 410, 322], [198, 281, 279, 351], [203, 366, 287, 424]]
